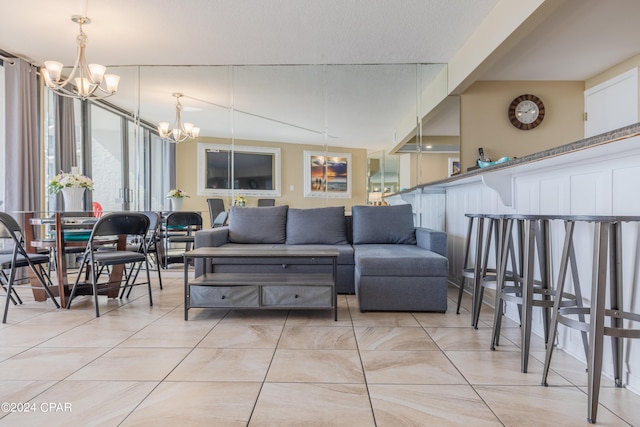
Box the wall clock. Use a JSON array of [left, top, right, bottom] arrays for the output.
[[508, 94, 545, 130]]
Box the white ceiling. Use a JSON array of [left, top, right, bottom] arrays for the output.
[[481, 0, 640, 81], [2, 0, 640, 150], [1, 0, 498, 66]]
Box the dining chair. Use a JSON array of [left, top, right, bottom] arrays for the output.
[[207, 198, 225, 227], [163, 211, 202, 267], [66, 212, 152, 317], [212, 211, 228, 228], [0, 212, 60, 323], [122, 211, 163, 297], [257, 199, 275, 207]]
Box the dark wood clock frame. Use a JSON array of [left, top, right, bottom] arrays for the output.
[[508, 94, 545, 130]]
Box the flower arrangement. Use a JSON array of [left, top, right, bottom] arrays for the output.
[[48, 171, 94, 195], [166, 189, 190, 199], [235, 195, 247, 206]]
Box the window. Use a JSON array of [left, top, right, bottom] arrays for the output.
[[197, 143, 281, 197]]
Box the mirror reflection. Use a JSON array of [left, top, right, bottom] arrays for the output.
[[45, 63, 455, 216]]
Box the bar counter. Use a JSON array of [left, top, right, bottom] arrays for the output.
[[386, 122, 640, 396]]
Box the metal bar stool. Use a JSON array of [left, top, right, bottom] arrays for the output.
[[457, 213, 509, 326], [456, 213, 486, 317], [491, 214, 586, 373], [542, 216, 640, 424], [471, 214, 521, 330]]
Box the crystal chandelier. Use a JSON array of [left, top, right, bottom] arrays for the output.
[[42, 15, 120, 100], [158, 93, 200, 143]]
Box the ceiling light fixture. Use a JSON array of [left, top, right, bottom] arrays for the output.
[[158, 93, 200, 143], [42, 14, 120, 100]]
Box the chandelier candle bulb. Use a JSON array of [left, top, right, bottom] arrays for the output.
[[104, 74, 120, 92], [43, 61, 63, 81], [158, 122, 170, 134], [75, 77, 92, 96], [88, 64, 106, 82]]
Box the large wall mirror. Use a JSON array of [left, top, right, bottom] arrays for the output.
[[46, 63, 449, 210]]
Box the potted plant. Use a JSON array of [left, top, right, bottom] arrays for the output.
[[49, 169, 94, 211], [166, 188, 190, 211]]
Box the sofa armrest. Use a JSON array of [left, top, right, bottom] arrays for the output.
[[194, 227, 229, 249], [415, 227, 447, 257], [193, 227, 229, 276]]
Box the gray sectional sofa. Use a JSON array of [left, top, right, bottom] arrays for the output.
[[193, 203, 448, 312]]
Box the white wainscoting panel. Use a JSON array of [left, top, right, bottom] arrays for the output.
[[425, 135, 640, 394]]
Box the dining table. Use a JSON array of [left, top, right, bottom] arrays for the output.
[[23, 211, 125, 308]]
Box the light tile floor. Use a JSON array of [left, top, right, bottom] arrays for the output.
[[0, 269, 639, 426]]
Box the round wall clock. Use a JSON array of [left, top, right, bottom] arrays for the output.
[[508, 94, 545, 130]]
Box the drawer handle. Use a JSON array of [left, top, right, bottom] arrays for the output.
[[221, 295, 226, 300], [294, 294, 299, 298], [282, 264, 288, 269]]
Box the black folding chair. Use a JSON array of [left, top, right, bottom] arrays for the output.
[[66, 212, 152, 317], [163, 211, 202, 267], [121, 211, 163, 298], [0, 212, 60, 323]]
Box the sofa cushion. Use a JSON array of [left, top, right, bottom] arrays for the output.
[[352, 204, 416, 244], [354, 244, 448, 277], [286, 206, 348, 245], [228, 205, 288, 243]]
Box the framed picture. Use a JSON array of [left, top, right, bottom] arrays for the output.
[[304, 151, 352, 198], [448, 157, 460, 177]]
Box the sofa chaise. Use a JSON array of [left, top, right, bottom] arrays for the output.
[[351, 204, 449, 312]]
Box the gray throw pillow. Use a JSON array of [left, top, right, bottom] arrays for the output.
[[228, 205, 288, 243], [352, 204, 416, 244], [286, 206, 348, 244]]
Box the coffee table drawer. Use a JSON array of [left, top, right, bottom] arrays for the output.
[[261, 285, 332, 307], [190, 285, 259, 307]]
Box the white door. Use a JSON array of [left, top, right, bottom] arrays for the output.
[[584, 68, 638, 137]]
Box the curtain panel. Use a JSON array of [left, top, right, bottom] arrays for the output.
[[53, 94, 77, 210], [4, 58, 40, 216]]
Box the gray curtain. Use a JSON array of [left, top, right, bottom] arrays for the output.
[[4, 58, 40, 216], [53, 94, 77, 210], [165, 141, 176, 211], [55, 94, 77, 172]]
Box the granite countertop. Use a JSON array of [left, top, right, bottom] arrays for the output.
[[393, 122, 640, 196]]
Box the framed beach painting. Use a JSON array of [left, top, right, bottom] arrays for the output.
[[303, 151, 352, 198], [448, 157, 460, 177]]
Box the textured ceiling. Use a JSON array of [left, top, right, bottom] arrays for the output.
[[0, 0, 498, 66], [1, 0, 640, 150]]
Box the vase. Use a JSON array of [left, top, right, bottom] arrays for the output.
[[170, 197, 184, 211], [61, 187, 85, 212]]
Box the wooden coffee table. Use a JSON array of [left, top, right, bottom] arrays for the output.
[[183, 247, 338, 321]]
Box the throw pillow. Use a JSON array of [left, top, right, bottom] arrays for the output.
[[352, 204, 416, 244], [286, 206, 348, 244], [228, 205, 288, 243]]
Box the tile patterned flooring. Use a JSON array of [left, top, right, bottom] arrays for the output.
[[0, 269, 638, 426]]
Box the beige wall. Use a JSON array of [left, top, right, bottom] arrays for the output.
[[586, 53, 640, 89], [175, 137, 367, 227], [407, 152, 459, 187], [459, 81, 584, 171]]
